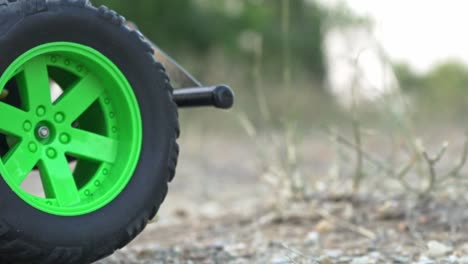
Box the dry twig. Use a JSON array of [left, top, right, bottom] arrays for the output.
[[444, 135, 468, 179], [420, 142, 448, 196], [317, 209, 377, 240]]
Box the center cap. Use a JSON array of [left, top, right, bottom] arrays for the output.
[[35, 121, 56, 143], [37, 126, 51, 139]]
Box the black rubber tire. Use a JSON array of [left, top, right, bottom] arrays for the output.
[[0, 0, 180, 263]]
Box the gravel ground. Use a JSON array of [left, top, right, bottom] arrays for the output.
[[93, 127, 468, 264], [96, 197, 468, 264]]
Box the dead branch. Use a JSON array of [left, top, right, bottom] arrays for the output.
[[317, 209, 377, 240], [326, 128, 449, 196], [395, 154, 422, 195], [420, 142, 448, 196], [437, 135, 468, 188], [326, 128, 392, 174], [280, 243, 319, 264], [351, 112, 365, 192], [445, 135, 468, 178]]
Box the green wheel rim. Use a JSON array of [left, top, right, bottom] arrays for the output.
[[0, 42, 142, 216]]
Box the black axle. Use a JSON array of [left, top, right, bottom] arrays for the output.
[[144, 36, 234, 110], [173, 85, 234, 109]]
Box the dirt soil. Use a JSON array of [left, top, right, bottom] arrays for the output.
[[96, 131, 468, 264]]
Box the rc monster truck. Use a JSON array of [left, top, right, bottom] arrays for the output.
[[0, 0, 234, 263]]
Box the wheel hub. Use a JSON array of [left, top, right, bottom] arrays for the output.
[[0, 42, 142, 216]]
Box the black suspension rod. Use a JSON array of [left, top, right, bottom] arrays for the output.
[[173, 85, 234, 109]]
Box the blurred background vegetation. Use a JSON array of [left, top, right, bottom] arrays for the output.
[[88, 0, 468, 207], [93, 0, 468, 131], [94, 0, 327, 80]]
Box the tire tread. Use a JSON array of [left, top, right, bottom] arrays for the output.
[[0, 0, 180, 263]]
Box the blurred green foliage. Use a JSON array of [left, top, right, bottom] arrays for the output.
[[396, 61, 468, 103], [92, 0, 327, 81]]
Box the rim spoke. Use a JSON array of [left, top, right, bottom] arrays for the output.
[[3, 141, 39, 185], [38, 153, 80, 206], [17, 56, 52, 109], [0, 102, 29, 136], [54, 74, 103, 122], [66, 128, 118, 163]]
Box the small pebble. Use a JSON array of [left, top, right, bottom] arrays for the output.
[[319, 256, 335, 264], [426, 241, 453, 258], [305, 231, 320, 245], [351, 256, 370, 264], [369, 251, 381, 259], [271, 256, 289, 264], [315, 219, 335, 233], [337, 256, 352, 263], [459, 256, 468, 264], [417, 255, 435, 264], [325, 249, 344, 258], [447, 255, 458, 263], [392, 255, 410, 263]]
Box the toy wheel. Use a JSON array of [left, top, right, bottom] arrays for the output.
[[0, 1, 179, 263]]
